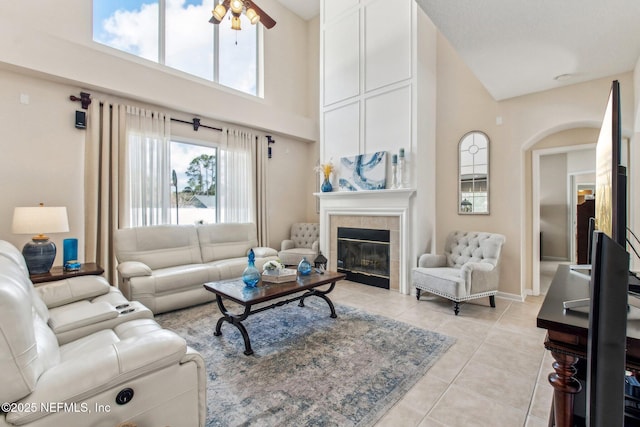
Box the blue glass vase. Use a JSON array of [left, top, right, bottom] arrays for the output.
[[297, 256, 312, 276], [63, 238, 80, 271], [242, 249, 260, 287], [321, 177, 332, 192]]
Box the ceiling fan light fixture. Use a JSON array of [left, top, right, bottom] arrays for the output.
[[230, 0, 244, 14], [208, 0, 275, 30], [212, 3, 227, 21], [246, 8, 260, 24], [231, 15, 242, 30]]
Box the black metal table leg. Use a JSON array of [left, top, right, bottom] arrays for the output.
[[213, 295, 254, 355], [298, 282, 337, 318]]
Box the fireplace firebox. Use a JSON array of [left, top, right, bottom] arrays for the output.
[[337, 227, 390, 289]]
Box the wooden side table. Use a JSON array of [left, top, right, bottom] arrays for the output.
[[30, 262, 104, 285]]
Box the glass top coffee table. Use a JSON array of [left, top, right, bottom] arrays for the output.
[[203, 271, 346, 355]]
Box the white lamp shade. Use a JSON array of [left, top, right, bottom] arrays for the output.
[[12, 206, 70, 236]]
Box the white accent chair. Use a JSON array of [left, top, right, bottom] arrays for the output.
[[412, 231, 506, 315], [278, 223, 320, 266]]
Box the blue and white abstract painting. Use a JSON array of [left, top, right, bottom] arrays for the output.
[[338, 151, 387, 191]]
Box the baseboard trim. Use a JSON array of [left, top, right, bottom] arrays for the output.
[[497, 291, 525, 302]]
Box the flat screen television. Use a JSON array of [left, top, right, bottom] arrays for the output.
[[586, 231, 629, 426], [586, 80, 631, 426], [594, 80, 626, 248]]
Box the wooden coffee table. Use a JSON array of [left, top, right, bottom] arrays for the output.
[[203, 271, 346, 355]]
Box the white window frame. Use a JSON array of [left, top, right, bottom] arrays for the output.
[[170, 137, 221, 224], [93, 0, 261, 96]]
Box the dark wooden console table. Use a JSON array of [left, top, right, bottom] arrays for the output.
[[537, 264, 640, 426]]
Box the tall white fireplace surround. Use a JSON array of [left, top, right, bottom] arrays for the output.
[[315, 189, 416, 294]]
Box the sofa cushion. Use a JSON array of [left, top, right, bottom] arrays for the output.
[[34, 275, 112, 308], [0, 239, 30, 277], [288, 223, 319, 249], [115, 225, 203, 270], [413, 267, 466, 298], [47, 301, 120, 334], [197, 223, 258, 263], [206, 257, 250, 279], [0, 257, 59, 404], [129, 264, 216, 295], [278, 248, 318, 266], [445, 231, 504, 268]]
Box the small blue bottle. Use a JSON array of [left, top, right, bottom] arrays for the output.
[[242, 249, 260, 287], [297, 256, 312, 276]]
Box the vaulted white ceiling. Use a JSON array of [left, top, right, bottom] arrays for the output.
[[416, 0, 640, 100], [275, 0, 320, 21], [278, 0, 640, 101]]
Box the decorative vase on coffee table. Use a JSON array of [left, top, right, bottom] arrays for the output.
[[297, 256, 312, 276], [242, 249, 260, 287]]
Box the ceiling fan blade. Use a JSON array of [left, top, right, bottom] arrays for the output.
[[209, 0, 231, 24], [248, 1, 277, 29]]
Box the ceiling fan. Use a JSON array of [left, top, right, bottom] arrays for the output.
[[209, 0, 277, 30]]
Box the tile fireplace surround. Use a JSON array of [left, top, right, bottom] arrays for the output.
[[315, 189, 416, 294]]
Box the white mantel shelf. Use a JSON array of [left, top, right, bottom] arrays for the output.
[[314, 188, 416, 200], [316, 188, 416, 294]]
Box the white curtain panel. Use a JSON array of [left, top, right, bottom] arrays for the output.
[[219, 128, 255, 223], [125, 106, 171, 227]]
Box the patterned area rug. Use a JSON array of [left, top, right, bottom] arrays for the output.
[[156, 297, 454, 427]]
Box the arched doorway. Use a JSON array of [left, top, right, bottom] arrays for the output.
[[526, 127, 600, 296]]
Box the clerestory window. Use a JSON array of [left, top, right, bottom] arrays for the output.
[[93, 0, 259, 96]]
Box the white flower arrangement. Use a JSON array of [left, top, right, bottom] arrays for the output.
[[263, 259, 285, 272]]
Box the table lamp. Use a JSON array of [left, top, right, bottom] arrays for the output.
[[12, 204, 70, 274]]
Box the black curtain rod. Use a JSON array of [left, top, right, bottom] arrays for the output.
[[171, 117, 222, 132], [70, 92, 222, 133]]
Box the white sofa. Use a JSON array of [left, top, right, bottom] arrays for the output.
[[0, 244, 206, 427], [115, 222, 278, 314]]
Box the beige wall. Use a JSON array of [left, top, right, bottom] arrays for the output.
[[539, 153, 568, 260], [0, 1, 319, 261], [0, 0, 316, 140], [436, 33, 636, 298], [435, 35, 516, 294]]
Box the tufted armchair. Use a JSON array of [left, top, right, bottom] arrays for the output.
[[412, 231, 505, 315], [278, 223, 320, 266]]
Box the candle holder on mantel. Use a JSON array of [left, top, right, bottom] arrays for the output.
[[391, 154, 399, 189], [397, 148, 406, 188]]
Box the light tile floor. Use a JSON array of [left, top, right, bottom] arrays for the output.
[[328, 281, 554, 427]]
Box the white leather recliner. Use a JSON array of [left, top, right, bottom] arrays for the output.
[[0, 240, 153, 344], [0, 254, 207, 427]]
